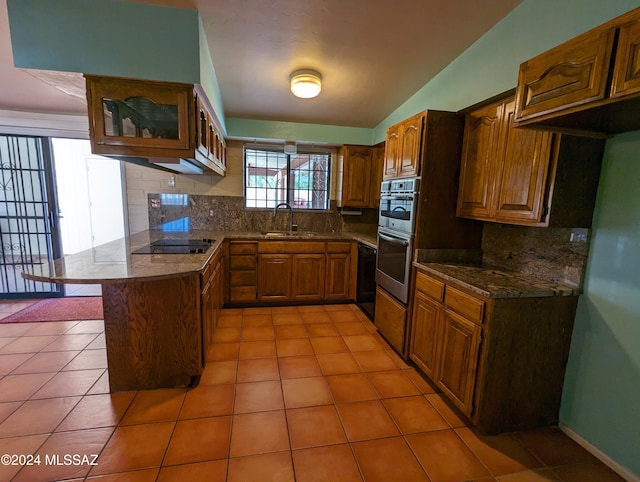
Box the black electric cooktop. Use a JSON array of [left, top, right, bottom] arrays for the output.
[[132, 238, 215, 255]]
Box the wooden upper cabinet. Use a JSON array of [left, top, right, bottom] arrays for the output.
[[85, 75, 226, 175], [338, 144, 383, 209], [458, 96, 552, 225], [611, 14, 640, 98], [340, 146, 372, 207], [86, 75, 193, 155], [513, 6, 640, 135], [383, 112, 425, 179], [398, 113, 424, 177], [493, 99, 553, 223], [457, 101, 503, 220], [514, 26, 616, 123], [383, 125, 400, 178], [458, 95, 606, 228], [370, 144, 384, 208]]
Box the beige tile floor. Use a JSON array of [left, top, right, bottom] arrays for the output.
[[0, 301, 628, 481]]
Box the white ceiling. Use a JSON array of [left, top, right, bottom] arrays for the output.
[[0, 0, 523, 128]]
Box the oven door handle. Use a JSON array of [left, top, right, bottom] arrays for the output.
[[380, 195, 414, 201], [378, 232, 410, 247]]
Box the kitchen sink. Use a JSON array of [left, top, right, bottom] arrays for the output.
[[262, 231, 318, 238]]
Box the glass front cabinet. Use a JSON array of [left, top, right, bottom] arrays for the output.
[[85, 75, 225, 175]]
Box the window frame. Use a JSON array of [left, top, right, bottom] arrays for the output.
[[242, 146, 332, 211]]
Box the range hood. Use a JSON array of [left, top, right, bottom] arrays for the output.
[[107, 155, 205, 175]]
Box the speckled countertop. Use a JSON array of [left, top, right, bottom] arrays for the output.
[[414, 262, 580, 299], [22, 229, 377, 284]]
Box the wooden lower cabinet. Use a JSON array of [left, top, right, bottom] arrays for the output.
[[201, 249, 223, 362], [408, 291, 440, 379], [435, 309, 482, 415], [292, 254, 325, 301], [374, 286, 407, 353], [325, 253, 351, 300], [224, 240, 356, 305], [409, 269, 578, 434], [228, 241, 257, 303], [258, 254, 292, 301]]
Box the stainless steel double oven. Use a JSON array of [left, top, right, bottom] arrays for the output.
[[375, 177, 420, 304]]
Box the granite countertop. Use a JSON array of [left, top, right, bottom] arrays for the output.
[[414, 262, 580, 299], [22, 229, 376, 284]]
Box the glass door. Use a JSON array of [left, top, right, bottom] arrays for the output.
[[0, 135, 63, 298]]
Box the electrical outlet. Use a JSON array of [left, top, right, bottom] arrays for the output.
[[570, 232, 588, 243], [209, 210, 214, 217]]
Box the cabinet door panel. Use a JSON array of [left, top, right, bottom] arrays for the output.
[[258, 255, 291, 301], [343, 146, 372, 207], [325, 253, 351, 300], [514, 28, 616, 122], [370, 145, 384, 207], [435, 310, 482, 416], [398, 114, 424, 177], [457, 102, 503, 219], [383, 126, 400, 179], [611, 15, 640, 98], [409, 291, 440, 378], [493, 100, 553, 223], [292, 254, 325, 301], [374, 287, 406, 354]]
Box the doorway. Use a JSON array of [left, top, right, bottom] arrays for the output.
[[51, 138, 126, 296], [0, 135, 63, 298]]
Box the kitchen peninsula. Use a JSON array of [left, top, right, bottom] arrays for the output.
[[22, 227, 374, 392], [23, 229, 224, 392]]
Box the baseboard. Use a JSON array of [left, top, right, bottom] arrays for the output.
[[558, 423, 639, 482]]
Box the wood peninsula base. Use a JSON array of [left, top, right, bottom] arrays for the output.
[[102, 274, 203, 392]]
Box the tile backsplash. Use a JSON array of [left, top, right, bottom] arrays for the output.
[[148, 193, 378, 235], [148, 193, 590, 288]]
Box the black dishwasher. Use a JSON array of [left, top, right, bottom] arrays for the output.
[[356, 242, 377, 320]]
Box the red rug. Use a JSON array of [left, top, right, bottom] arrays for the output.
[[0, 297, 103, 323]]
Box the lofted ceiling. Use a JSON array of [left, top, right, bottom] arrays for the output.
[[0, 0, 524, 129]]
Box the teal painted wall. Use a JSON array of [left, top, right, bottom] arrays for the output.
[[373, 0, 640, 142], [559, 131, 640, 476], [7, 0, 200, 83], [225, 118, 374, 146], [198, 16, 226, 134]]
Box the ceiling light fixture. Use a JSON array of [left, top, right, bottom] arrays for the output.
[[290, 69, 322, 98], [284, 141, 297, 155]]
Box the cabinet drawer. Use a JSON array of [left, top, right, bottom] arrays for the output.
[[230, 286, 256, 302], [229, 242, 257, 255], [326, 242, 352, 253], [229, 255, 257, 270], [230, 270, 256, 287], [415, 271, 444, 302], [444, 286, 485, 324]]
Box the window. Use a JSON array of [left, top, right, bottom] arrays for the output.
[[244, 148, 331, 210]]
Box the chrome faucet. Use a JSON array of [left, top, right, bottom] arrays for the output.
[[273, 202, 295, 232]]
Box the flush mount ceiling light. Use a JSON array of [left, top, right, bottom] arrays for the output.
[[290, 69, 322, 98], [283, 141, 297, 155]]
